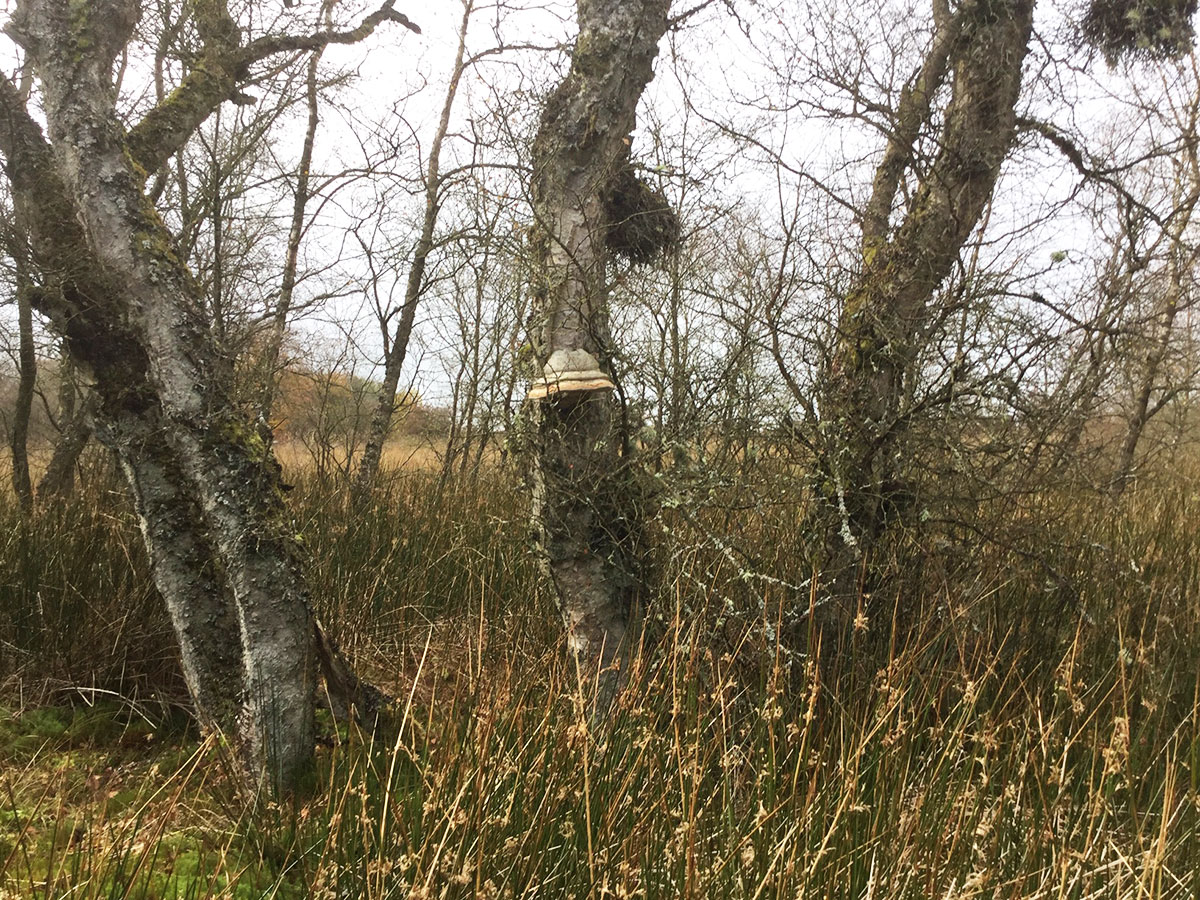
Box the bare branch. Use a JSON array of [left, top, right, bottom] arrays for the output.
[[1017, 116, 1168, 231], [126, 1, 420, 175], [245, 1, 420, 58], [861, 7, 963, 249], [668, 0, 720, 28]]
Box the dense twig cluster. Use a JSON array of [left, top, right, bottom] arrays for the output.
[[1081, 0, 1198, 63], [603, 151, 681, 264]]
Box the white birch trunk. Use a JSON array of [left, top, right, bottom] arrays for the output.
[[6, 0, 317, 788]]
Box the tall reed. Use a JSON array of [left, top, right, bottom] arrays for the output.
[[1, 461, 1196, 898]]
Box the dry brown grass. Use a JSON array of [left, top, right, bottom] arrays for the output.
[[270, 436, 449, 477], [1, 447, 1198, 898]]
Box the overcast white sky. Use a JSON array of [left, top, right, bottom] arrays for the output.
[[1, 0, 1192, 409]]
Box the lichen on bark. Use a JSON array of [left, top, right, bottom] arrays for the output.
[[808, 0, 1036, 647], [525, 0, 671, 716]]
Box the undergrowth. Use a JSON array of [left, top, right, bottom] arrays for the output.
[[0, 461, 1197, 898]]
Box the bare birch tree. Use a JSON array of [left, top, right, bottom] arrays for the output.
[[257, 1, 334, 427], [1110, 62, 1200, 492], [353, 0, 475, 500], [0, 0, 416, 791]]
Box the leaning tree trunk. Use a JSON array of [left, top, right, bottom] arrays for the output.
[[354, 0, 472, 501], [810, 0, 1034, 641], [2, 0, 412, 791], [1, 0, 318, 790], [10, 242, 35, 513], [111, 411, 246, 738], [526, 0, 673, 715]]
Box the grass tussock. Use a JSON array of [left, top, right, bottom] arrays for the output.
[[0, 456, 1198, 898]]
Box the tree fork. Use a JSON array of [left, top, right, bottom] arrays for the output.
[[810, 0, 1035, 640], [0, 0, 412, 791]]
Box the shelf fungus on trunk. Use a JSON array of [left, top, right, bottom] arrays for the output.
[[527, 349, 616, 400]]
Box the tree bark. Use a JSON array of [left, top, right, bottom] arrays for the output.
[[107, 411, 245, 739], [526, 0, 671, 715], [10, 244, 35, 513], [811, 0, 1035, 633]]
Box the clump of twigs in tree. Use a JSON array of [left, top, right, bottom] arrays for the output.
[[603, 149, 681, 264], [1081, 0, 1197, 63]]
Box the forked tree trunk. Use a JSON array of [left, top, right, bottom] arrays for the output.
[[810, 0, 1034, 638], [2, 0, 411, 792], [1, 0, 315, 790], [526, 0, 671, 714]]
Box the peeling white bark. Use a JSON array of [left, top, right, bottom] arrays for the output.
[[7, 0, 317, 788]]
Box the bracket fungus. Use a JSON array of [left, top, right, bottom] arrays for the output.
[[528, 349, 615, 399]]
